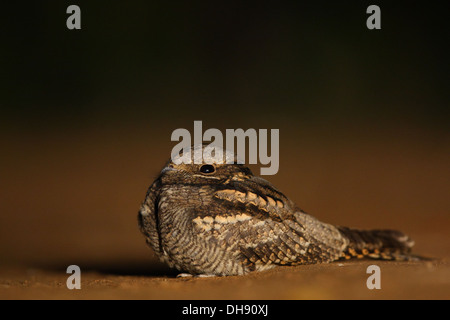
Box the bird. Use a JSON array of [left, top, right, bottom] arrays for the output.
[[138, 144, 415, 276]]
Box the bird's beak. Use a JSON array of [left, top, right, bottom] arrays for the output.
[[160, 166, 177, 174]]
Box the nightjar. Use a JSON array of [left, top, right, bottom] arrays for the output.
[[138, 145, 414, 276]]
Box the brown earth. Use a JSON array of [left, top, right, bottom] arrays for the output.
[[1, 259, 449, 300], [1, 125, 449, 299]]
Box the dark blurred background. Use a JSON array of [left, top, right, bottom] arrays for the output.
[[0, 1, 449, 272]]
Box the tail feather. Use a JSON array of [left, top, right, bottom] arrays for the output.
[[338, 227, 415, 261]]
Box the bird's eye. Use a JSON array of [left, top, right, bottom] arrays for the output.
[[200, 164, 215, 174]]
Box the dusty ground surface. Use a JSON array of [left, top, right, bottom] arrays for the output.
[[1, 258, 449, 300], [1, 126, 449, 299]]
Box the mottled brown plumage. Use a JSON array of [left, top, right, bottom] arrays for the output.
[[138, 145, 414, 276]]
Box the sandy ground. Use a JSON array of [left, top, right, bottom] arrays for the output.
[[0, 261, 450, 299], [1, 126, 449, 299], [1, 258, 449, 300]]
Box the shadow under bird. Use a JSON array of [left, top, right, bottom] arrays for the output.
[[138, 145, 415, 276]]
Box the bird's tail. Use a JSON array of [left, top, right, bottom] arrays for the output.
[[337, 227, 415, 261]]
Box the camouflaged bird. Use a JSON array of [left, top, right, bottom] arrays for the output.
[[138, 145, 415, 276]]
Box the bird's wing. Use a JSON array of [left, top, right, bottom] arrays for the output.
[[207, 178, 348, 269], [138, 178, 163, 256]]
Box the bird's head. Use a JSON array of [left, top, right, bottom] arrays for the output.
[[159, 144, 253, 185]]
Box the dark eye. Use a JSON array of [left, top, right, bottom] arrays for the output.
[[200, 164, 215, 174]]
